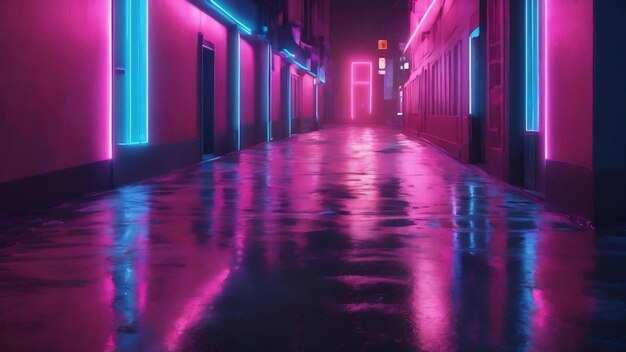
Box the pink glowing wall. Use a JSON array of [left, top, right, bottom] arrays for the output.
[[149, 0, 228, 146], [545, 0, 593, 168], [0, 0, 111, 183], [301, 74, 316, 129], [240, 38, 258, 146], [270, 53, 285, 138], [403, 0, 478, 160]]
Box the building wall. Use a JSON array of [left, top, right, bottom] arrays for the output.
[[544, 0, 595, 221], [0, 0, 329, 213], [403, 0, 478, 160], [271, 53, 285, 138], [240, 38, 259, 147], [149, 0, 229, 149], [0, 0, 111, 183], [546, 0, 593, 168]]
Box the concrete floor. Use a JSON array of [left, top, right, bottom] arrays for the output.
[[1, 126, 625, 351]]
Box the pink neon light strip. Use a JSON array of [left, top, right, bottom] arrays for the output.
[[403, 0, 438, 54], [350, 61, 373, 120], [543, 0, 550, 160], [107, 0, 113, 159]]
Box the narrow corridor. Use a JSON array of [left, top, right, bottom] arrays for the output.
[[0, 126, 624, 351]]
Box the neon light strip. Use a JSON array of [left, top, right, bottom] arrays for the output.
[[351, 62, 354, 120], [315, 79, 319, 125], [236, 33, 241, 150], [145, 0, 150, 142], [369, 62, 373, 115], [403, 0, 438, 54], [543, 0, 550, 160], [469, 27, 479, 115], [107, 0, 113, 158], [209, 0, 252, 35], [119, 0, 149, 145], [350, 61, 373, 120], [267, 44, 272, 141], [525, 0, 539, 131], [281, 49, 315, 76]]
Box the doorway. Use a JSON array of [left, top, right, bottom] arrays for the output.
[[200, 38, 215, 158], [351, 61, 372, 121]]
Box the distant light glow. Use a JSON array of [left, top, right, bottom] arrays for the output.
[[543, 0, 550, 160], [209, 0, 252, 35], [469, 27, 480, 115], [378, 58, 386, 70], [403, 0, 438, 54], [351, 61, 373, 120], [315, 78, 319, 125], [525, 0, 539, 131], [378, 40, 388, 50], [378, 70, 386, 75], [403, 62, 409, 70]]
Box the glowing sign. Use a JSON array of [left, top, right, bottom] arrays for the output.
[[351, 61, 373, 120], [378, 40, 388, 50], [403, 0, 438, 54], [378, 58, 386, 70]]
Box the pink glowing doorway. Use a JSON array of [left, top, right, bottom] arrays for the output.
[[351, 61, 372, 120]]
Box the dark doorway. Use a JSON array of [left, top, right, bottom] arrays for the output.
[[200, 39, 215, 158]]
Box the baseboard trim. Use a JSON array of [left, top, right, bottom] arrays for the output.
[[0, 160, 112, 213]]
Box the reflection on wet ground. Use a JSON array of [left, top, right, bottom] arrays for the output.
[[1, 126, 625, 351]]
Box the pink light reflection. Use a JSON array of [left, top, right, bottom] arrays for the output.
[[164, 268, 231, 351]]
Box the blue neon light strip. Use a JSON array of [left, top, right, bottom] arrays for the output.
[[525, 0, 540, 131], [119, 0, 149, 145], [280, 49, 316, 77], [469, 27, 479, 116], [209, 0, 252, 35]]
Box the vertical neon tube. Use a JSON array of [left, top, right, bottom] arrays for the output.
[[119, 0, 149, 145], [369, 62, 373, 115], [525, 0, 539, 131], [543, 0, 549, 159], [267, 44, 272, 141], [315, 79, 319, 125], [236, 32, 241, 150], [351, 62, 355, 120], [108, 0, 113, 158], [145, 0, 149, 143], [469, 27, 479, 116]]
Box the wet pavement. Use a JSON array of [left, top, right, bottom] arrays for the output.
[[1, 125, 625, 351]]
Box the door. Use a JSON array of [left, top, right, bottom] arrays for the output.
[[351, 61, 372, 121], [485, 0, 506, 178], [291, 74, 302, 133], [200, 41, 215, 157]]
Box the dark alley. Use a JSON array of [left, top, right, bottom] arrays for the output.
[[1, 126, 625, 351], [2, 0, 626, 351]]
